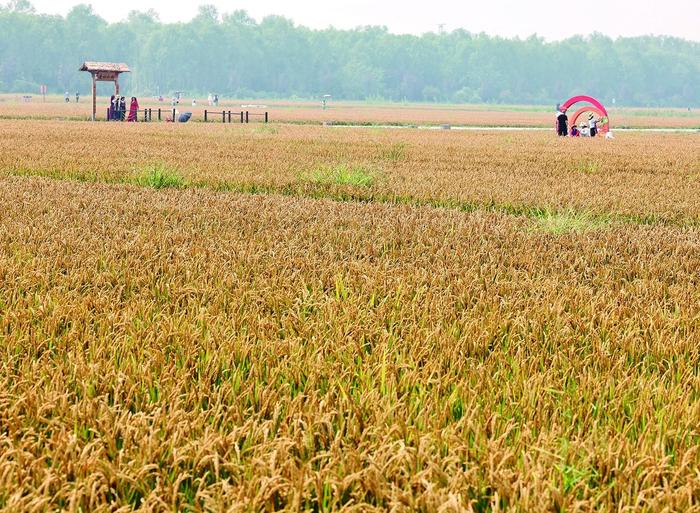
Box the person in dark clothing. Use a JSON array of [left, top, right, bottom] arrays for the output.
[[556, 109, 568, 136], [119, 97, 127, 121], [112, 96, 120, 120], [108, 95, 115, 120]]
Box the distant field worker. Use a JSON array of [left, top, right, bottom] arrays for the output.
[[556, 108, 568, 136], [588, 114, 599, 137]]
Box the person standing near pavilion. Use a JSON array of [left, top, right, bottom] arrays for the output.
[[127, 97, 139, 122]]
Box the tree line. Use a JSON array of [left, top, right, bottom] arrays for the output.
[[1, 2, 698, 107]]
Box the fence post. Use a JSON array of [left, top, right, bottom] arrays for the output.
[[245, 111, 249, 123], [172, 108, 176, 121], [149, 108, 152, 122], [228, 111, 232, 123], [107, 108, 110, 120], [222, 111, 226, 123], [240, 111, 244, 124], [265, 112, 268, 123], [158, 108, 162, 121], [204, 110, 208, 122]]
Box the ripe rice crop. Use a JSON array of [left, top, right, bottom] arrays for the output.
[[1, 115, 700, 511], [1, 120, 699, 224], [1, 176, 699, 511]]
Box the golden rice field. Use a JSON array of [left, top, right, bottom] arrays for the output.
[[1, 118, 700, 512], [2, 95, 700, 129], [1, 121, 699, 224]]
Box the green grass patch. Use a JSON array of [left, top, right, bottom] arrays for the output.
[[382, 143, 408, 162], [558, 463, 600, 495], [302, 164, 379, 187], [532, 209, 610, 235], [575, 160, 601, 175], [133, 165, 185, 189]]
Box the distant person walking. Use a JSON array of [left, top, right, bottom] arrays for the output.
[[75, 91, 80, 103], [127, 97, 139, 122], [556, 108, 568, 137], [64, 91, 70, 103]]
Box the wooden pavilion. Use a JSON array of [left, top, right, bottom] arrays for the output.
[[79, 62, 131, 121]]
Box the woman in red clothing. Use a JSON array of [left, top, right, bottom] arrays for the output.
[[127, 97, 139, 122]]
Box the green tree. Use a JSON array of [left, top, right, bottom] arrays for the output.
[[0, 5, 697, 106]]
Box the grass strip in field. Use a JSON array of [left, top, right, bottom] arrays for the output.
[[9, 164, 691, 232], [2, 121, 699, 227], [8, 168, 688, 234]]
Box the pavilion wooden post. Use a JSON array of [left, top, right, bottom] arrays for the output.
[[91, 73, 97, 121]]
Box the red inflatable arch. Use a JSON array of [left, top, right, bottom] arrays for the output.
[[558, 95, 610, 134]]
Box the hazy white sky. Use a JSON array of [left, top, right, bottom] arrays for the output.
[[27, 0, 700, 41]]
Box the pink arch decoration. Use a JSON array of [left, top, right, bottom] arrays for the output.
[[558, 95, 610, 133]]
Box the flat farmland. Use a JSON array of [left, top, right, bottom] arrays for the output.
[[1, 119, 700, 512], [2, 95, 699, 129], [1, 120, 699, 223]]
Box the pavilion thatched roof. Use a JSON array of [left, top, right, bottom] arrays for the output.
[[79, 62, 131, 73]]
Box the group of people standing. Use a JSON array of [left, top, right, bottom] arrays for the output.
[[207, 94, 220, 106], [109, 95, 140, 122], [556, 109, 601, 137]]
